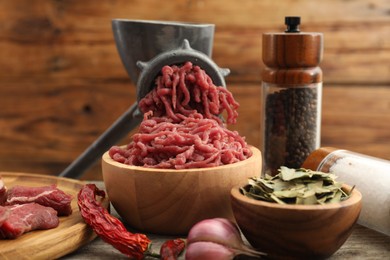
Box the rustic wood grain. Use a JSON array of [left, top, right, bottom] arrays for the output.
[[0, 0, 389, 180], [0, 172, 109, 259], [231, 185, 362, 258], [262, 32, 323, 84], [0, 0, 389, 84], [62, 184, 390, 259], [0, 81, 389, 180], [62, 224, 390, 259], [1, 24, 389, 84], [101, 146, 262, 235]]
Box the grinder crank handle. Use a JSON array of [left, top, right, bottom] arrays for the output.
[[58, 102, 142, 179]]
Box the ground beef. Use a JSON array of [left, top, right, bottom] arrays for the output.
[[109, 62, 252, 169], [138, 62, 239, 125]]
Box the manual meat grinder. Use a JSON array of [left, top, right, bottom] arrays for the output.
[[59, 19, 229, 178]]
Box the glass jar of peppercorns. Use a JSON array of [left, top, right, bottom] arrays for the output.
[[261, 17, 324, 175]]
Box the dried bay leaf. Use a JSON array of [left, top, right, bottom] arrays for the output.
[[241, 166, 352, 205], [273, 178, 296, 191], [296, 189, 317, 205], [327, 190, 343, 204], [270, 194, 287, 204], [273, 189, 299, 198]]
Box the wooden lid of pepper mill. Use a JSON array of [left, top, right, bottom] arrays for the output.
[[262, 17, 324, 85]]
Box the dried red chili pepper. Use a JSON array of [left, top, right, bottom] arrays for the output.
[[77, 184, 151, 260], [160, 238, 186, 260]]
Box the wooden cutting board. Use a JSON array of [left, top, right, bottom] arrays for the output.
[[0, 172, 109, 259]]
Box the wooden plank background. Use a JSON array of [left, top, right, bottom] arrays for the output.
[[0, 0, 389, 180]]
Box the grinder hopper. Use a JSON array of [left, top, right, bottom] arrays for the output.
[[59, 19, 229, 178]]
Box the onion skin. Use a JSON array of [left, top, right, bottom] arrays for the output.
[[187, 218, 243, 249], [186, 218, 264, 259], [185, 241, 234, 260]]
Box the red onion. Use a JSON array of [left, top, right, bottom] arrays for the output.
[[186, 242, 235, 260], [185, 218, 265, 259]]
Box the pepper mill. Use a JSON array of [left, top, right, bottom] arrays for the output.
[[261, 17, 323, 175]]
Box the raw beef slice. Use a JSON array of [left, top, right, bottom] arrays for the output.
[[0, 206, 9, 226], [0, 177, 6, 205], [0, 203, 59, 239], [6, 184, 72, 216]]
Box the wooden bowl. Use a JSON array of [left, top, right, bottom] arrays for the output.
[[231, 185, 362, 259], [102, 146, 261, 235]]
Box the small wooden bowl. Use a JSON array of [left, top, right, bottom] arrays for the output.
[[231, 185, 362, 259], [102, 146, 261, 235]]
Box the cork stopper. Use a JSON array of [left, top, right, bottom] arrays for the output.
[[262, 17, 323, 85], [301, 147, 338, 170]]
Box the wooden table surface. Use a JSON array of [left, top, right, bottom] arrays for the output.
[[60, 182, 390, 260], [63, 221, 390, 260]]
